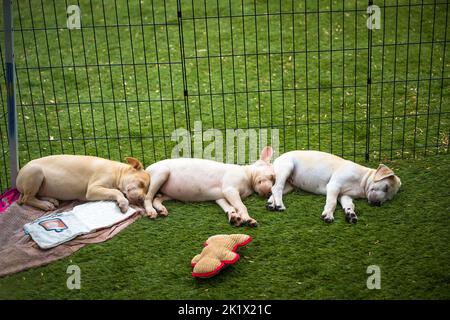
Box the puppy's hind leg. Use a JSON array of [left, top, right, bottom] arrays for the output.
[[16, 166, 56, 211], [152, 193, 171, 217], [144, 166, 170, 219], [267, 159, 294, 211]]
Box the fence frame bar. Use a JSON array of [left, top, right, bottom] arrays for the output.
[[3, 0, 19, 187]]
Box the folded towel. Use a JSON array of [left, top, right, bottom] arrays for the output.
[[0, 201, 141, 277], [23, 201, 137, 249]]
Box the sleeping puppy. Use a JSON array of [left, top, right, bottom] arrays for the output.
[[144, 147, 275, 227], [16, 155, 150, 212], [266, 151, 401, 223]]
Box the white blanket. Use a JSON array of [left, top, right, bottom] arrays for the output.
[[23, 201, 137, 249]]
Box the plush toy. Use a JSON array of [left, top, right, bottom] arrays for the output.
[[191, 234, 252, 278]]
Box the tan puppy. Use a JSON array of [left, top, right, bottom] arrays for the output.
[[16, 155, 150, 212], [144, 147, 275, 227], [267, 151, 401, 223]]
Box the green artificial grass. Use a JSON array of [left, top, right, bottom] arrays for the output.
[[0, 154, 449, 299]]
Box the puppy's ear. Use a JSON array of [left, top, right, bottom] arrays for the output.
[[259, 146, 274, 163], [125, 157, 144, 170], [374, 164, 395, 182]]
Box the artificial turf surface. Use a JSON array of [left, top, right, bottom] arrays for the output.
[[0, 154, 449, 299]]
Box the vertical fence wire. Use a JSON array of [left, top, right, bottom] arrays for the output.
[[138, 0, 156, 162], [436, 0, 449, 155], [366, 0, 373, 161], [424, 1, 437, 157], [241, 0, 251, 142], [87, 0, 110, 159], [176, 0, 192, 147]]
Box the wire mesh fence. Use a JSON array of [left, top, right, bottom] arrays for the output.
[[0, 0, 449, 191]]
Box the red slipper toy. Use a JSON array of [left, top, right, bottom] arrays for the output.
[[191, 234, 252, 278]]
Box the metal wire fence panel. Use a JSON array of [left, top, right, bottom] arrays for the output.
[[8, 0, 187, 165], [180, 0, 373, 161], [0, 0, 449, 191]]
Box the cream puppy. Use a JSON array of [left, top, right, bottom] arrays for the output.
[[16, 155, 150, 212], [267, 151, 401, 223], [144, 147, 275, 227]]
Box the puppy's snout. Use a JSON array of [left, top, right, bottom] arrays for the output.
[[260, 189, 272, 198], [369, 200, 381, 207], [127, 193, 145, 205]]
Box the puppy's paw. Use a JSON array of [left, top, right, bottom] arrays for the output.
[[42, 198, 59, 207], [117, 198, 129, 213], [345, 211, 358, 224], [266, 201, 285, 212], [321, 211, 334, 223], [146, 208, 158, 219], [245, 217, 258, 228], [228, 211, 243, 227], [51, 199, 59, 207], [156, 205, 169, 217], [274, 204, 286, 212], [266, 201, 275, 211], [266, 196, 274, 209], [40, 201, 56, 211]]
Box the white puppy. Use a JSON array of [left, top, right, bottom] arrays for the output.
[[144, 147, 275, 227], [267, 151, 401, 223]]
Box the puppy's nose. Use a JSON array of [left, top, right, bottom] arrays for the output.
[[262, 191, 272, 198], [369, 200, 381, 207]]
